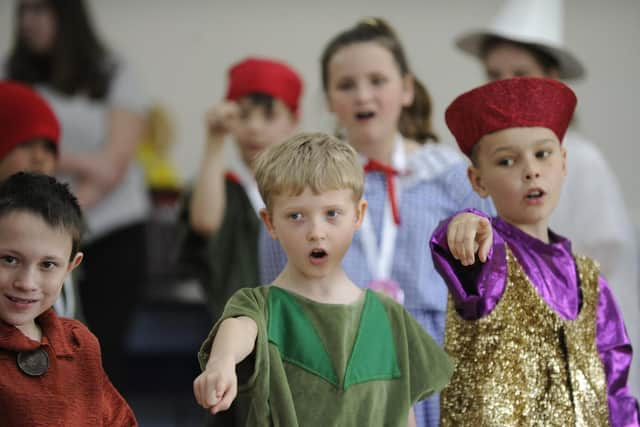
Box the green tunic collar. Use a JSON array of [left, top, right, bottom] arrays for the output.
[[267, 287, 401, 390]]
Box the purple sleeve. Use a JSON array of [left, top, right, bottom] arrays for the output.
[[595, 275, 640, 426], [429, 208, 507, 320]]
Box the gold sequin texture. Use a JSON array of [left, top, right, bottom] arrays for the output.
[[441, 247, 610, 426]]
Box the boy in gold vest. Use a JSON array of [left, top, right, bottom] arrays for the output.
[[430, 77, 638, 426]]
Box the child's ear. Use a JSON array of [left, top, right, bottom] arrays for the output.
[[354, 199, 367, 228], [561, 146, 567, 177], [259, 208, 278, 240], [467, 165, 490, 198], [401, 74, 415, 107], [67, 252, 84, 275]]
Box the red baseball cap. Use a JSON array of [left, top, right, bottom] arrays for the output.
[[0, 81, 60, 159], [225, 57, 303, 115], [445, 77, 576, 156]]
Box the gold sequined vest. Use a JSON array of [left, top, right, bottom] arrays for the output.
[[441, 247, 610, 426]]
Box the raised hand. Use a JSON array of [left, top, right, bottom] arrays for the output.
[[205, 101, 240, 142], [446, 212, 493, 266]]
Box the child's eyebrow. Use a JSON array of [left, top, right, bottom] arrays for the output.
[[532, 138, 557, 146], [491, 138, 556, 155], [42, 254, 66, 262], [0, 247, 20, 254], [490, 146, 516, 155]]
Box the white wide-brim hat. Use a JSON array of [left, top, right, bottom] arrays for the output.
[[455, 0, 585, 80]]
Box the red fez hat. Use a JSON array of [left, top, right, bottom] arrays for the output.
[[0, 81, 60, 160], [225, 57, 303, 115], [445, 77, 576, 156]]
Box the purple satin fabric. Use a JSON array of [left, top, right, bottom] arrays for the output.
[[430, 209, 639, 426]]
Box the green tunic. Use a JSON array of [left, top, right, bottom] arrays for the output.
[[179, 178, 261, 319], [198, 286, 454, 426]]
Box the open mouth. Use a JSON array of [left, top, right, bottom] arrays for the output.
[[355, 111, 375, 121], [525, 189, 545, 199], [310, 249, 328, 259]]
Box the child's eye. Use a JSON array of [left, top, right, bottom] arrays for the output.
[[536, 150, 551, 159], [371, 76, 387, 86], [1, 255, 17, 265], [327, 210, 339, 219], [288, 213, 303, 221], [497, 158, 514, 167], [40, 261, 57, 270], [336, 80, 355, 91]]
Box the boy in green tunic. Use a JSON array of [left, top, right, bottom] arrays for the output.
[[194, 132, 454, 426]]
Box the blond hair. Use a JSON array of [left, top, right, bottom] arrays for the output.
[[254, 132, 364, 211]]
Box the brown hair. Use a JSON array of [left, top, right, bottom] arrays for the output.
[[254, 132, 364, 211], [7, 0, 115, 99], [320, 17, 438, 144], [480, 36, 560, 75], [0, 172, 85, 259]]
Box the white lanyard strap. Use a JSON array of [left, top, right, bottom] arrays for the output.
[[360, 134, 405, 280]]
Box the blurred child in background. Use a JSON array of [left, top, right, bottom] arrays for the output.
[[180, 56, 302, 426]]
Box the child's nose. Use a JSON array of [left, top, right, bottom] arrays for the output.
[[523, 160, 541, 181], [246, 114, 266, 132], [306, 220, 326, 241], [355, 83, 373, 102], [524, 170, 541, 181], [13, 268, 38, 292]]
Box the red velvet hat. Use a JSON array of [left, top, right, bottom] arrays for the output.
[[0, 81, 60, 159], [445, 77, 576, 156], [225, 57, 303, 115]]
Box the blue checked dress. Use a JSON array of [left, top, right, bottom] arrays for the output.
[[259, 142, 495, 427]]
